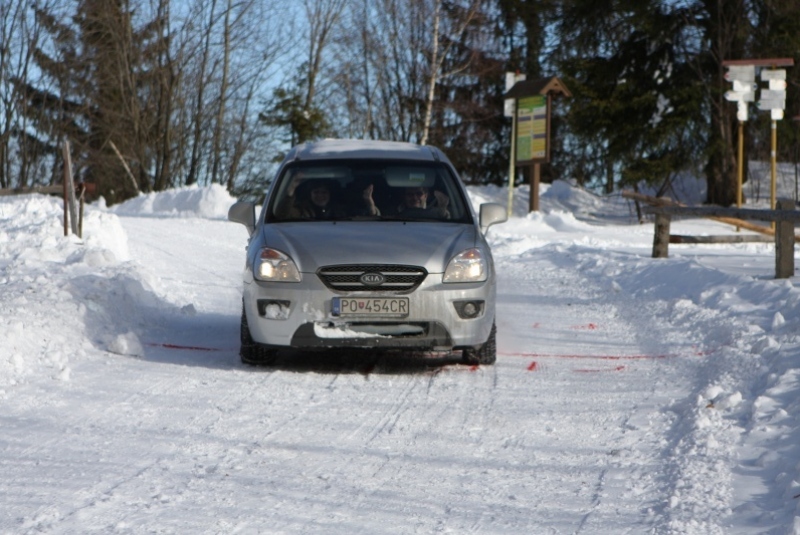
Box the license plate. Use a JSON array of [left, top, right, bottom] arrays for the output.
[[332, 297, 409, 317]]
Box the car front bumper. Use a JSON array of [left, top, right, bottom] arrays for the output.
[[242, 270, 495, 351]]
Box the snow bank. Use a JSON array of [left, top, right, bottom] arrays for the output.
[[110, 183, 236, 219], [0, 186, 231, 392], [0, 194, 126, 390], [474, 178, 800, 530]]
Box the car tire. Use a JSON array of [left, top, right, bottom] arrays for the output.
[[240, 304, 277, 366], [461, 321, 497, 365]]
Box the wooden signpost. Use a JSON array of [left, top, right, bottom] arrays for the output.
[[504, 77, 571, 212]]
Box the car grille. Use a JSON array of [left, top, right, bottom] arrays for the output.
[[317, 265, 427, 293]]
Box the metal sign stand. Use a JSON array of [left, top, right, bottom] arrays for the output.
[[504, 72, 525, 218]]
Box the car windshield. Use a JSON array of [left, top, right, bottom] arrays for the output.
[[265, 160, 472, 224]]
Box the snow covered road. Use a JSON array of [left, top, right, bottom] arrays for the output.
[[4, 216, 691, 534], [2, 183, 800, 533]]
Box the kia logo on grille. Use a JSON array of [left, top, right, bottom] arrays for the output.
[[360, 272, 385, 285]]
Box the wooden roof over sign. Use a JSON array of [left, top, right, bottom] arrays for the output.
[[504, 76, 572, 99], [722, 58, 794, 67]]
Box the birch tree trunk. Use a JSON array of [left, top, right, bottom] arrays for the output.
[[419, 0, 480, 147]]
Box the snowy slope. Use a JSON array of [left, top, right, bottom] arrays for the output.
[[1, 182, 799, 534]]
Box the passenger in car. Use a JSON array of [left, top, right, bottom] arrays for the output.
[[275, 177, 347, 220], [276, 175, 381, 220], [394, 187, 450, 219]]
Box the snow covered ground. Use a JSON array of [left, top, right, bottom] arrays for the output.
[[1, 179, 799, 534]]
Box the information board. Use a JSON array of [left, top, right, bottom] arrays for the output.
[[516, 95, 548, 163]]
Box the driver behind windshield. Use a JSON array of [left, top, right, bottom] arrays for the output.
[[394, 186, 450, 219]]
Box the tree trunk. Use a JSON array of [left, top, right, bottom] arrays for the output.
[[211, 0, 231, 185], [187, 0, 217, 186]]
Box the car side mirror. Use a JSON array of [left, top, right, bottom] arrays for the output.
[[479, 203, 507, 233], [228, 201, 256, 236]]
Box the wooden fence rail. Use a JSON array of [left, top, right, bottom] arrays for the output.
[[643, 199, 799, 279], [0, 185, 63, 196], [622, 190, 790, 238]]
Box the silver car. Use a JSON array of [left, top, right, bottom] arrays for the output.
[[228, 139, 506, 365]]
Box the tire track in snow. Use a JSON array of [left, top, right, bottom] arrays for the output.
[[327, 363, 502, 534], [7, 359, 235, 532], [490, 245, 695, 533]]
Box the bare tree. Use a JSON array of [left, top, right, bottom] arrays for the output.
[[303, 0, 346, 113], [147, 0, 179, 192], [0, 0, 25, 188], [328, 0, 421, 141], [329, 0, 495, 150], [419, 0, 481, 146], [183, 0, 217, 186], [209, 0, 232, 185], [672, 0, 751, 205], [0, 0, 59, 189], [178, 0, 293, 191]]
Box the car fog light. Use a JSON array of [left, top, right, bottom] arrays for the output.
[[454, 300, 484, 319], [257, 299, 291, 320]]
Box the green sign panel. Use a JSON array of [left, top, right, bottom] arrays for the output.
[[516, 95, 548, 163]]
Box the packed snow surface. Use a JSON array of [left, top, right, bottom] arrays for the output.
[[1, 180, 800, 534]]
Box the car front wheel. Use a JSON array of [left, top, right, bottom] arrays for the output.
[[240, 304, 278, 366], [461, 321, 496, 365]]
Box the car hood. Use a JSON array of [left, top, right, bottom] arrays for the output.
[[260, 221, 479, 273]]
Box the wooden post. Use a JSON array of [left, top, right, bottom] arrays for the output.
[[775, 198, 795, 278], [653, 213, 671, 258], [771, 121, 778, 230], [529, 163, 540, 212], [78, 184, 85, 239], [62, 141, 79, 236], [771, 122, 778, 211], [737, 120, 744, 232], [737, 120, 744, 210], [63, 161, 68, 237]]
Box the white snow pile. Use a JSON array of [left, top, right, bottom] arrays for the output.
[[109, 182, 233, 219], [1, 179, 800, 532], [0, 194, 132, 387], [0, 184, 238, 388]]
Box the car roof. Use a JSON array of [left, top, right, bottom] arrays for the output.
[[285, 139, 451, 164]]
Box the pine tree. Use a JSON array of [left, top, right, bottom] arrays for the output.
[[557, 2, 704, 194], [748, 0, 800, 190], [690, 0, 750, 206], [14, 0, 170, 204], [259, 82, 331, 152]]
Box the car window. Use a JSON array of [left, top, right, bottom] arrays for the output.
[[265, 160, 472, 224]]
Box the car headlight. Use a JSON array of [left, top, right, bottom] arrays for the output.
[[443, 248, 487, 283], [254, 248, 301, 282]]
